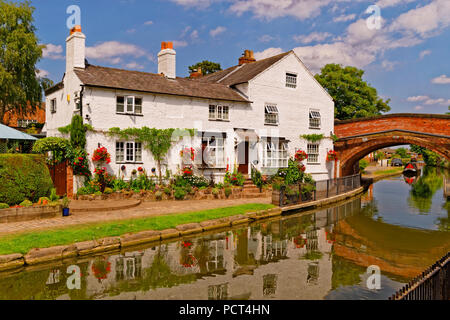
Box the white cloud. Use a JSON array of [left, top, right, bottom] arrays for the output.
[[210, 26, 227, 37], [36, 69, 49, 78], [126, 28, 137, 34], [254, 47, 283, 60], [144, 20, 153, 26], [419, 50, 431, 59], [259, 34, 275, 43], [42, 43, 64, 60], [190, 30, 199, 41], [432, 75, 450, 84], [376, 0, 417, 8], [172, 40, 188, 48], [169, 0, 216, 8], [407, 95, 450, 106], [86, 41, 151, 64], [124, 62, 145, 70], [293, 32, 332, 44], [414, 105, 423, 110], [381, 60, 398, 71], [333, 13, 356, 23]]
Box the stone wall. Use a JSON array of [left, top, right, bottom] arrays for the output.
[[0, 205, 62, 224]]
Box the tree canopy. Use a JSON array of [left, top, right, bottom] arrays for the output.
[[0, 0, 44, 121], [188, 60, 222, 75], [315, 64, 391, 120]]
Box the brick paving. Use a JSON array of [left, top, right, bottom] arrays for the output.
[[0, 197, 272, 236]]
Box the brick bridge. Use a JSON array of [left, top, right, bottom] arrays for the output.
[[334, 114, 450, 177]]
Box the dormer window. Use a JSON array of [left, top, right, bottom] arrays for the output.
[[286, 73, 297, 88], [309, 110, 321, 129]]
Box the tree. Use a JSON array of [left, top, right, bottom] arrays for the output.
[[315, 64, 391, 120], [0, 0, 43, 121], [376, 151, 385, 166], [69, 115, 86, 149], [39, 77, 54, 92], [394, 147, 409, 159], [188, 60, 221, 75]]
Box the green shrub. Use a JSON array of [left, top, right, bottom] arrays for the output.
[[0, 203, 10, 209], [49, 188, 59, 202], [77, 187, 90, 196], [359, 159, 370, 172], [19, 200, 33, 207], [212, 188, 220, 197], [0, 155, 54, 205], [94, 191, 102, 196], [104, 187, 113, 194], [155, 191, 163, 201], [224, 187, 232, 198], [163, 187, 172, 196], [225, 170, 245, 186], [174, 187, 186, 200]]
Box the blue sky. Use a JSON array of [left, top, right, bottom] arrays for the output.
[[33, 0, 450, 114]]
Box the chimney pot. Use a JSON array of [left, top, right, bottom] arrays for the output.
[[239, 49, 256, 65], [70, 25, 82, 35]]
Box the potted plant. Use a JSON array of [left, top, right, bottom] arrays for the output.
[[62, 196, 71, 217]]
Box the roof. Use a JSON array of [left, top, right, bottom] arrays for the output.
[[73, 65, 249, 103], [0, 124, 38, 141], [45, 82, 64, 96], [198, 51, 292, 86]]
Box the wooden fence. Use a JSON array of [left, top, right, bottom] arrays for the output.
[[389, 252, 449, 300]]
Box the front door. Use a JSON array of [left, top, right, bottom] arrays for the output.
[[238, 141, 249, 175]]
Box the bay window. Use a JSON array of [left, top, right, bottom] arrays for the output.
[[202, 135, 225, 168], [263, 139, 288, 168]]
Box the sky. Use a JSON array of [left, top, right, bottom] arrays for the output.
[[32, 0, 450, 114]]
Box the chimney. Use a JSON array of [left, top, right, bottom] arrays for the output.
[[158, 41, 176, 79], [66, 25, 86, 73], [238, 50, 256, 65], [189, 67, 203, 79]]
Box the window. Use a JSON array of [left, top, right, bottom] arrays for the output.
[[307, 143, 320, 164], [116, 96, 143, 115], [116, 141, 142, 163], [309, 110, 321, 129], [202, 136, 225, 167], [209, 105, 229, 121], [265, 104, 279, 125], [286, 73, 297, 88], [263, 140, 288, 168], [18, 119, 37, 128], [50, 98, 56, 113]]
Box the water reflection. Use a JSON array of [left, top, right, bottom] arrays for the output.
[[408, 167, 443, 214], [0, 169, 449, 300]]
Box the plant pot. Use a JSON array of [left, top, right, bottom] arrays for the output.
[[62, 208, 70, 217]]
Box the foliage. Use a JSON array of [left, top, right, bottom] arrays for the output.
[[103, 188, 113, 194], [19, 199, 32, 207], [66, 147, 90, 177], [0, 154, 53, 205], [315, 64, 391, 120], [0, 203, 9, 209], [112, 178, 128, 192], [331, 134, 339, 142], [32, 137, 70, 164], [410, 145, 444, 167], [68, 115, 86, 149], [294, 149, 308, 162], [212, 188, 220, 197], [174, 187, 186, 200], [225, 170, 245, 186], [251, 167, 264, 191], [188, 60, 222, 75], [301, 251, 323, 260], [278, 158, 304, 186], [49, 188, 59, 202], [375, 151, 385, 161], [301, 183, 316, 196], [155, 191, 163, 201], [326, 150, 338, 162], [58, 123, 93, 135], [300, 134, 324, 142], [0, 0, 43, 121], [93, 167, 115, 192], [359, 159, 369, 172], [224, 187, 232, 198], [394, 147, 409, 159], [61, 196, 70, 209]]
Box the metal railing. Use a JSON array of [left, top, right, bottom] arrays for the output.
[[277, 174, 362, 207], [389, 252, 449, 300]]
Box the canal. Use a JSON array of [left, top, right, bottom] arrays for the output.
[[0, 167, 448, 300]]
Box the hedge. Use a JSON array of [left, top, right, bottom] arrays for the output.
[[0, 154, 54, 205]]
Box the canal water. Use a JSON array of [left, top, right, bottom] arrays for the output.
[[0, 167, 448, 300]]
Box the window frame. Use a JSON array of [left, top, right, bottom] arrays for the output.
[[265, 104, 279, 126], [208, 104, 230, 121], [286, 72, 298, 89], [202, 136, 226, 168], [307, 143, 320, 164], [309, 109, 321, 129], [262, 139, 288, 168], [50, 98, 57, 114], [116, 95, 143, 115], [116, 141, 143, 164]]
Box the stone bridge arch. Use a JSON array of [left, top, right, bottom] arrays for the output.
[[334, 114, 450, 177]]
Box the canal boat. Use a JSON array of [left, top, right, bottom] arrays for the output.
[[403, 162, 419, 176]]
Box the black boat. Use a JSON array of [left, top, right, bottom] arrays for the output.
[[403, 162, 419, 176]]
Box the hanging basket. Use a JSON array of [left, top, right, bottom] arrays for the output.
[[326, 150, 338, 162], [295, 150, 308, 162]]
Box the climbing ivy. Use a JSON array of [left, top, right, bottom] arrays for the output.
[[300, 134, 325, 142]]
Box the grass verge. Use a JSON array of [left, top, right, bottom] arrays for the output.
[[0, 203, 274, 255], [372, 168, 403, 175]]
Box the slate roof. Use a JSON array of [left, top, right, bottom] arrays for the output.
[[0, 124, 38, 140], [198, 51, 292, 86], [72, 65, 249, 103]]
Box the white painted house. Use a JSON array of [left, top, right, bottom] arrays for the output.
[[45, 26, 335, 184]]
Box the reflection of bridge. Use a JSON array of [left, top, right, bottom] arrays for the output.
[[334, 114, 450, 176]]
